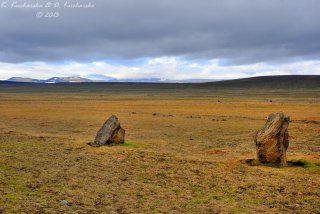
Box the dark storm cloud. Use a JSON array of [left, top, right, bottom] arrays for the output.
[[0, 0, 319, 63]]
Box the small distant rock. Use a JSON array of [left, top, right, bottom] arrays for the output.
[[152, 113, 157, 116], [187, 115, 201, 119], [254, 113, 290, 166], [92, 115, 125, 146], [163, 114, 174, 117], [61, 200, 72, 206]]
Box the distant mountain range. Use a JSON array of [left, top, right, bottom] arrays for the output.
[[5, 75, 319, 86], [7, 76, 92, 83], [6, 76, 217, 83], [2, 75, 319, 88]]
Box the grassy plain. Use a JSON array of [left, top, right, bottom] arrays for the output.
[[0, 81, 319, 213]]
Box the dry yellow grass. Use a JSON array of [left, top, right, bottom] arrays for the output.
[[0, 85, 319, 213]]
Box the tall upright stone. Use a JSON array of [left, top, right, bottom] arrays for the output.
[[93, 115, 125, 146], [254, 113, 290, 166]]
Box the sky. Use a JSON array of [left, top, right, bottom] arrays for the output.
[[0, 0, 319, 80]]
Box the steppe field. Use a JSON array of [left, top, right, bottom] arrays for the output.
[[0, 77, 319, 213]]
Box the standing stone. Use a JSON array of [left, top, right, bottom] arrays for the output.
[[93, 115, 125, 146], [254, 113, 290, 166]]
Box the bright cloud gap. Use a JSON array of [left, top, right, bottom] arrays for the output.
[[0, 57, 320, 81]]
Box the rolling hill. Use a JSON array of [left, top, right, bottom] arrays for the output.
[[203, 75, 320, 88]]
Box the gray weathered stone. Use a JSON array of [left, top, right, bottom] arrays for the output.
[[254, 113, 290, 166], [93, 115, 125, 146]]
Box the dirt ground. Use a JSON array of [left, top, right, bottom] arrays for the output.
[[0, 85, 319, 213]]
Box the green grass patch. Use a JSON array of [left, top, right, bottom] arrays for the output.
[[136, 191, 145, 204], [191, 199, 207, 204], [208, 194, 223, 200], [241, 159, 320, 169], [120, 141, 142, 148], [288, 159, 320, 169], [88, 141, 142, 148]]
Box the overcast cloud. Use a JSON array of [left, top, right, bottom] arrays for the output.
[[0, 0, 319, 79]]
